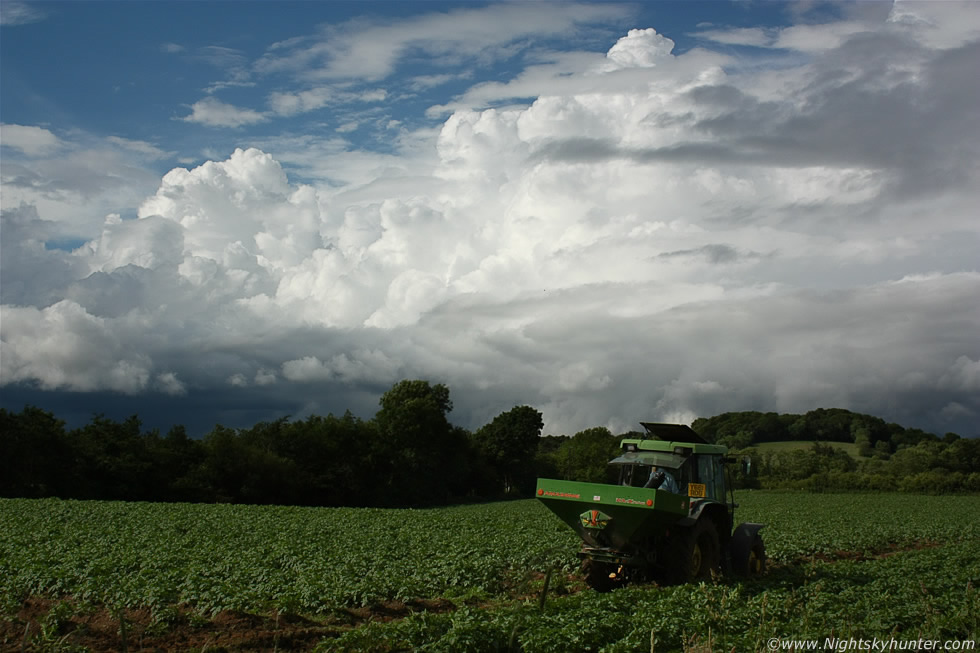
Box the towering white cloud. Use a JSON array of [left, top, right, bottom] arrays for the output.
[[605, 28, 674, 68], [2, 3, 979, 436], [1, 300, 153, 393]]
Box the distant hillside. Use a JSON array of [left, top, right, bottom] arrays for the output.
[[690, 409, 978, 492], [690, 408, 957, 456]]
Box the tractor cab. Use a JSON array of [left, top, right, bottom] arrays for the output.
[[614, 423, 728, 503]]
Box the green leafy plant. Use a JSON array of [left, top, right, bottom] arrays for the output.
[[2, 493, 978, 651]]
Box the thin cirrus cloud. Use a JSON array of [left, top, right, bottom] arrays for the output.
[[0, 0, 45, 26], [255, 2, 634, 81]]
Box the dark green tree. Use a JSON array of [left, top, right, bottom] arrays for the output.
[[155, 424, 208, 502], [0, 406, 71, 497], [71, 415, 155, 500], [476, 405, 544, 494], [373, 380, 465, 504], [284, 412, 379, 507], [554, 427, 620, 483]]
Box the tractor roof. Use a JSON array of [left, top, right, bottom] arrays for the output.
[[618, 423, 728, 457], [639, 422, 709, 444], [618, 438, 729, 456]]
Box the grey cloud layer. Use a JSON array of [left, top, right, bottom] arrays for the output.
[[2, 3, 979, 436]]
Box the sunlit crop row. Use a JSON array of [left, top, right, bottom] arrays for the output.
[[0, 499, 578, 615]]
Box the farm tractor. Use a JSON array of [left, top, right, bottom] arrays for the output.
[[536, 423, 765, 591]]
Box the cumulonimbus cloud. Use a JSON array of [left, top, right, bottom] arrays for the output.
[[2, 3, 979, 437]]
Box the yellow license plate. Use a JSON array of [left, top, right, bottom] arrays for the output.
[[688, 483, 706, 498]]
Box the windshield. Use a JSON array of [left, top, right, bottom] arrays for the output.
[[610, 451, 688, 489], [608, 450, 684, 470]]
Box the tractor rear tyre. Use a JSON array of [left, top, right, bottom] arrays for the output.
[[729, 524, 767, 577], [582, 558, 618, 592], [746, 535, 767, 576], [665, 518, 721, 583]]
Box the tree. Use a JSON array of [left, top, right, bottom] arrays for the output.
[[873, 439, 891, 459], [718, 430, 753, 450], [373, 380, 463, 504], [199, 425, 252, 503], [71, 415, 155, 500], [157, 425, 207, 502], [854, 427, 873, 457], [283, 412, 382, 507], [0, 406, 70, 498], [554, 427, 620, 483], [476, 405, 544, 494]]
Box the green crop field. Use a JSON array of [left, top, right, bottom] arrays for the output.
[[1, 493, 978, 651]]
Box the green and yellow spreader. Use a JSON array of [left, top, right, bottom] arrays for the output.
[[536, 422, 765, 590]]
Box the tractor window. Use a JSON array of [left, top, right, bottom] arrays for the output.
[[618, 465, 638, 487], [696, 455, 726, 501], [616, 463, 685, 490], [674, 459, 692, 495], [609, 451, 685, 468], [617, 464, 642, 487], [714, 456, 727, 499], [610, 451, 687, 489]]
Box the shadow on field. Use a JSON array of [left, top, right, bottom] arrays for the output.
[[732, 539, 942, 597]]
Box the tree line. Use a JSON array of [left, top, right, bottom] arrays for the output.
[[2, 383, 977, 506]]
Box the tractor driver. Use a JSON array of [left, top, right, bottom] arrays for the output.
[[644, 466, 680, 493]]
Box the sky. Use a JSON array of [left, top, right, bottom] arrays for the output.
[[1, 1, 978, 438]]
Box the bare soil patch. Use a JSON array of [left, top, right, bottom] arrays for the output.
[[1, 596, 457, 652], [794, 538, 942, 564]]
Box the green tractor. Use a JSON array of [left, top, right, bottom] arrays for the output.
[[536, 422, 765, 591]]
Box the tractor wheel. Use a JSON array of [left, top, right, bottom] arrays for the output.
[[729, 523, 767, 577], [665, 518, 721, 583], [582, 558, 619, 592], [746, 535, 767, 576]]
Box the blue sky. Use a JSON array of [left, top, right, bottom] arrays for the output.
[[2, 1, 979, 437], [3, 2, 795, 171]]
